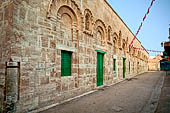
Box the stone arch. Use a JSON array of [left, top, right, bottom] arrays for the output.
[[61, 13, 72, 29], [96, 26, 105, 45], [129, 47, 132, 55], [113, 32, 118, 54], [142, 53, 144, 60], [47, 0, 82, 29], [134, 49, 138, 57], [57, 5, 78, 40], [94, 19, 106, 46], [108, 26, 112, 42], [138, 51, 141, 59], [85, 13, 90, 30], [118, 30, 122, 49], [84, 9, 93, 32], [132, 48, 135, 57], [126, 37, 129, 53], [58, 5, 78, 26], [122, 39, 126, 55]]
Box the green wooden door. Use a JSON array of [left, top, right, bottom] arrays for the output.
[[61, 50, 72, 76], [123, 58, 126, 78], [97, 53, 103, 86], [129, 61, 130, 73]]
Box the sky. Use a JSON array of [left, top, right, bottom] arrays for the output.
[[107, 0, 170, 56]]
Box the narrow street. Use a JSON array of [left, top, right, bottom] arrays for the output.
[[40, 72, 164, 113]]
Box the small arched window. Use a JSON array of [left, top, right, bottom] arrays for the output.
[[108, 26, 112, 42], [58, 6, 78, 41], [95, 19, 106, 46], [85, 13, 90, 30], [122, 39, 126, 55], [118, 31, 122, 48], [96, 26, 104, 45], [84, 9, 93, 33], [113, 32, 118, 54]]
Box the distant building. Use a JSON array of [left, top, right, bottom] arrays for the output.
[[148, 55, 162, 71]]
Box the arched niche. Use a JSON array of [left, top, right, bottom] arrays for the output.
[[57, 5, 78, 40], [94, 19, 106, 46], [61, 13, 72, 29], [118, 30, 122, 49], [47, 0, 82, 23], [58, 5, 78, 26], [107, 26, 112, 43], [139, 52, 141, 58], [132, 48, 135, 57], [84, 9, 93, 34], [122, 39, 126, 55], [96, 26, 104, 45], [113, 32, 118, 54], [126, 37, 129, 53]]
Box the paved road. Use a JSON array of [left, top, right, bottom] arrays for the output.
[[40, 72, 164, 113], [156, 72, 170, 113]]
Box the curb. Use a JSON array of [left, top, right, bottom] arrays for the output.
[[140, 74, 164, 113]]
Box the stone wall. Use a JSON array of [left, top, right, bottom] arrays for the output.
[[0, 0, 14, 111], [0, 0, 149, 112]]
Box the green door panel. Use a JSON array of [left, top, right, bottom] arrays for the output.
[[61, 50, 72, 76], [123, 58, 126, 78], [129, 61, 130, 73], [97, 53, 103, 86]]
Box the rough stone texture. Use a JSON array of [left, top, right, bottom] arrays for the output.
[[0, 0, 149, 112], [0, 0, 14, 111]]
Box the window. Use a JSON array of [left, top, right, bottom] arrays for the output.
[[85, 13, 90, 30], [61, 50, 72, 76], [113, 59, 116, 71], [108, 26, 112, 42], [129, 61, 130, 73], [84, 9, 93, 32], [118, 31, 122, 47]]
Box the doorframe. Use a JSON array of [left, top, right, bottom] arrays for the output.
[[95, 50, 106, 87]]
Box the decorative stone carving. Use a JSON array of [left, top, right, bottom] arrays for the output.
[[57, 6, 78, 41], [126, 37, 129, 53], [83, 9, 93, 36], [113, 32, 118, 54], [46, 0, 56, 20], [94, 19, 107, 46], [118, 30, 122, 49], [85, 13, 90, 30], [107, 26, 112, 44], [46, 0, 82, 24], [122, 39, 126, 56]]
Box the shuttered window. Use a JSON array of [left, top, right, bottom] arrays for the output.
[[61, 50, 72, 76], [113, 59, 116, 71]]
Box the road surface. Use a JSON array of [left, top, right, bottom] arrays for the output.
[[40, 72, 164, 113]]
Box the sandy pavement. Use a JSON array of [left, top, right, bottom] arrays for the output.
[[40, 72, 164, 113]]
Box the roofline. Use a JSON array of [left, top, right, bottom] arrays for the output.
[[104, 0, 149, 54], [141, 45, 149, 54]]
